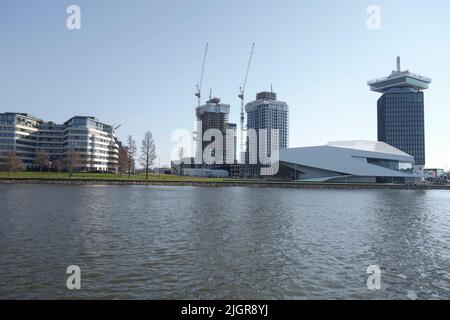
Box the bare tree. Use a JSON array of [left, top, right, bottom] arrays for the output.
[[3, 151, 23, 177], [118, 146, 129, 177], [35, 149, 49, 172], [127, 135, 137, 178], [140, 131, 157, 180], [65, 149, 81, 178], [53, 159, 62, 177]]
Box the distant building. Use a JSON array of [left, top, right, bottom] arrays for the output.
[[195, 97, 236, 165], [245, 91, 289, 177], [423, 168, 445, 177], [423, 168, 445, 180], [0, 112, 120, 172], [183, 168, 229, 178], [195, 97, 229, 164], [277, 140, 420, 184], [226, 123, 237, 164], [368, 57, 431, 169]]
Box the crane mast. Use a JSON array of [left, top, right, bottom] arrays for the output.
[[239, 43, 255, 163], [195, 43, 209, 107]]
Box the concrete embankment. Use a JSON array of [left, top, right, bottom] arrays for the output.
[[0, 178, 449, 190]]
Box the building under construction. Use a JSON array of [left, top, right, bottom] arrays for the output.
[[183, 43, 251, 178], [174, 97, 239, 178], [195, 97, 235, 164]]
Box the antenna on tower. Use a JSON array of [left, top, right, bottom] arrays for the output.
[[195, 44, 209, 107], [396, 56, 401, 72], [238, 42, 255, 163]]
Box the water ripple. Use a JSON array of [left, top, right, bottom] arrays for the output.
[[0, 185, 449, 299]]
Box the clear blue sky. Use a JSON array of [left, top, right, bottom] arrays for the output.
[[1, 0, 449, 168]]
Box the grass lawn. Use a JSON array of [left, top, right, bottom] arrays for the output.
[[0, 171, 224, 182]]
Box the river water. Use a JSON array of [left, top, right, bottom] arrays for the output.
[[0, 184, 449, 299]]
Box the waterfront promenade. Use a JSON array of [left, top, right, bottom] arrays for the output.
[[0, 173, 449, 190]]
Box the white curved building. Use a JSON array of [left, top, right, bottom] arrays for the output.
[[278, 140, 420, 183]]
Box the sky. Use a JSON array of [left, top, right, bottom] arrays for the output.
[[1, 0, 449, 169]]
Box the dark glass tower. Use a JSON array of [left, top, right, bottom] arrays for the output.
[[368, 57, 431, 169]]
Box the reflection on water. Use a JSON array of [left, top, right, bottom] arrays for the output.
[[0, 184, 449, 299]]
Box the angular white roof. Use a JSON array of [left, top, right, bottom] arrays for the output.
[[326, 140, 410, 157], [279, 140, 417, 179]]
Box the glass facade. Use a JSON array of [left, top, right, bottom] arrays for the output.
[[377, 89, 425, 166], [246, 94, 288, 155], [0, 114, 17, 124], [367, 158, 412, 172], [244, 92, 289, 177], [246, 103, 289, 153]]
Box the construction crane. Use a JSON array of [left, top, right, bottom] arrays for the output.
[[195, 43, 209, 107], [238, 42, 255, 162]]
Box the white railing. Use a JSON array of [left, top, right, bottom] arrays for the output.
[[368, 72, 431, 85]]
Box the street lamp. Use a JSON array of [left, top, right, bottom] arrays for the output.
[[48, 160, 52, 178]]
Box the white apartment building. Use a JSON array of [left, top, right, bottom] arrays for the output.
[[0, 113, 120, 172]]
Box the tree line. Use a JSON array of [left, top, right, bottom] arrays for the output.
[[119, 131, 157, 180], [1, 149, 75, 178]]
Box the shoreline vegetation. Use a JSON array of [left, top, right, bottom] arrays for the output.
[[0, 172, 449, 190]]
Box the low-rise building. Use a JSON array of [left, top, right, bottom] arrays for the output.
[[183, 168, 229, 178], [423, 168, 447, 184]]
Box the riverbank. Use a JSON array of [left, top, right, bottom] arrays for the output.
[[1, 177, 449, 190]]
